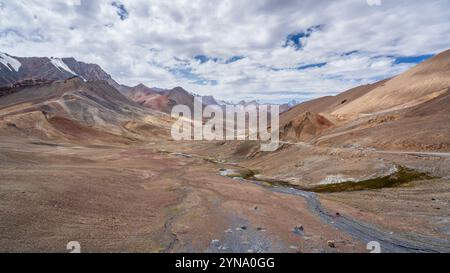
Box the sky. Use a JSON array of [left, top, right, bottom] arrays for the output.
[[0, 0, 449, 103]]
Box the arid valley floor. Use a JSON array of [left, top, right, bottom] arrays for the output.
[[1, 135, 449, 253]]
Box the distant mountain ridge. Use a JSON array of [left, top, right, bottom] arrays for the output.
[[1, 49, 449, 151], [126, 83, 296, 113], [0, 52, 129, 92], [0, 52, 296, 114]]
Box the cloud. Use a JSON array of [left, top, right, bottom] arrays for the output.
[[0, 0, 449, 103]]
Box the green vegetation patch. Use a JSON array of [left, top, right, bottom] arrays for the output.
[[310, 166, 434, 193]]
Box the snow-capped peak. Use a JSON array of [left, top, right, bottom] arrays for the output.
[[0, 53, 22, 72], [50, 57, 77, 76]]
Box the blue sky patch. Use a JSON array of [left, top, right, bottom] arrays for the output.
[[270, 61, 326, 71], [226, 56, 245, 64], [284, 25, 323, 50], [343, 50, 359, 56], [297, 62, 327, 70], [194, 55, 218, 64], [169, 66, 217, 86], [111, 2, 129, 21], [192, 79, 218, 86], [394, 54, 434, 64], [194, 55, 244, 64]]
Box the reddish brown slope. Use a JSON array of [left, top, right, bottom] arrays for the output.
[[128, 85, 195, 113], [281, 112, 334, 142], [0, 77, 170, 144]]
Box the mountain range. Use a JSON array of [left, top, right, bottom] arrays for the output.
[[1, 49, 449, 152], [0, 52, 294, 114], [0, 52, 124, 89]]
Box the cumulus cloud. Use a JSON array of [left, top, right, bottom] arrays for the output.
[[0, 0, 449, 102]]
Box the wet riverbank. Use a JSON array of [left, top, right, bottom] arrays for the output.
[[218, 168, 450, 253]]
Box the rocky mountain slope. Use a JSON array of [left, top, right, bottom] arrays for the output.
[[0, 77, 171, 144], [280, 49, 450, 151], [281, 112, 334, 142], [0, 53, 129, 92], [333, 50, 450, 117], [127, 84, 196, 113]]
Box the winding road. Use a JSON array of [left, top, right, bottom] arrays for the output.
[[279, 140, 450, 158]]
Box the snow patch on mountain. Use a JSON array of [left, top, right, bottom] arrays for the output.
[[50, 57, 77, 75], [0, 53, 22, 72]]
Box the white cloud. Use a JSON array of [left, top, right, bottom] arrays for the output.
[[0, 0, 449, 102]]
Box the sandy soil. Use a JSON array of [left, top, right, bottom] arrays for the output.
[[0, 137, 365, 253], [155, 139, 450, 252], [320, 178, 450, 242]]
